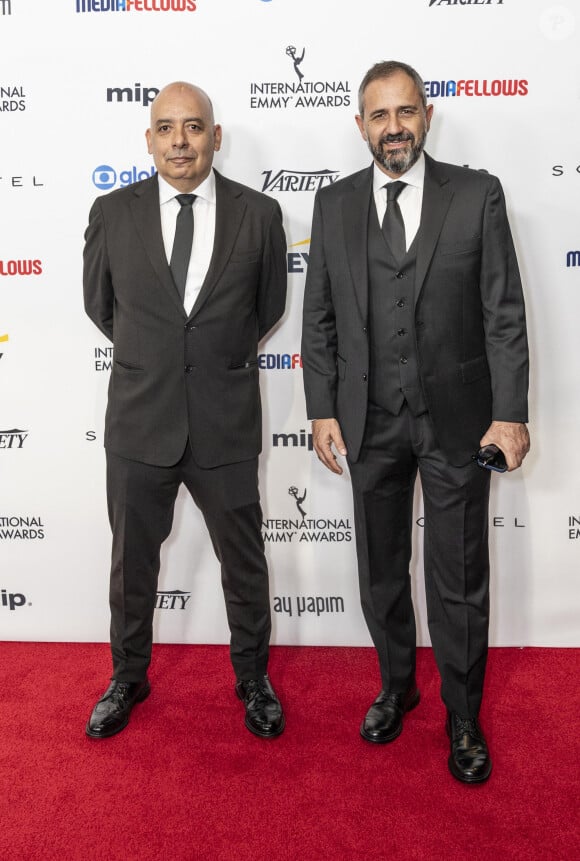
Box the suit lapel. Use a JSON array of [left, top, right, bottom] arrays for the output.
[[188, 170, 246, 319], [415, 153, 454, 304], [342, 166, 373, 322], [129, 175, 186, 316]]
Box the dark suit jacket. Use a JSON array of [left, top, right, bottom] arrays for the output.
[[84, 170, 287, 468], [301, 153, 529, 466]]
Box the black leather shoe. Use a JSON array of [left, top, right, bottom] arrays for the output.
[[360, 683, 420, 743], [446, 712, 492, 783], [235, 675, 285, 738], [86, 678, 151, 739]]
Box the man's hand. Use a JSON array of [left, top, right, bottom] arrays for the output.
[[312, 419, 348, 475], [479, 421, 530, 472]]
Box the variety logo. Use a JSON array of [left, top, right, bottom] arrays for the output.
[[0, 174, 44, 188], [0, 85, 25, 112], [262, 169, 339, 193], [250, 46, 351, 110], [155, 589, 191, 609], [272, 428, 313, 452], [1, 589, 30, 611], [76, 1, 196, 13], [288, 238, 310, 273], [0, 259, 42, 276], [1, 1, 11, 16], [567, 251, 580, 268], [107, 83, 159, 106], [92, 163, 156, 190], [263, 484, 352, 545], [0, 516, 45, 540], [0, 428, 28, 449], [424, 78, 528, 98], [258, 352, 302, 370], [428, 0, 504, 5], [0, 332, 7, 364]]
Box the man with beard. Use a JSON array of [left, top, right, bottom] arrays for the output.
[[301, 61, 529, 782]]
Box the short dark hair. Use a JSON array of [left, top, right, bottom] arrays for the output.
[[358, 61, 427, 116]]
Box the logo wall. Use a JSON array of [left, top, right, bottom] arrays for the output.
[[76, 1, 196, 13]]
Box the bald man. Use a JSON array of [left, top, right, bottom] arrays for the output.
[[84, 82, 287, 740]]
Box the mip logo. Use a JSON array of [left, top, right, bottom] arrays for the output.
[[0, 332, 8, 363], [92, 164, 156, 191]]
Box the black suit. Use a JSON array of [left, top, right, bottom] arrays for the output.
[[302, 154, 528, 716], [84, 170, 287, 682]]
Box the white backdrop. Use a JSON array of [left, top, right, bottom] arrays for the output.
[[1, 0, 579, 648]]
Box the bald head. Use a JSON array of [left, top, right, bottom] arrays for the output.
[[146, 81, 222, 193]]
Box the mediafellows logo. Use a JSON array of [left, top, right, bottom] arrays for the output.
[[1, 1, 11, 16], [250, 45, 351, 110], [424, 78, 528, 98], [92, 163, 156, 190], [262, 169, 339, 193], [107, 83, 159, 107], [0, 259, 42, 276], [76, 1, 196, 13], [566, 250, 580, 268], [0, 86, 25, 112], [258, 352, 302, 370]]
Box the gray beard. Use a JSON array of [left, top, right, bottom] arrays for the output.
[[370, 130, 426, 175]]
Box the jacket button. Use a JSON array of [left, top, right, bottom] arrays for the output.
[[397, 328, 407, 336], [362, 373, 368, 381], [185, 323, 196, 332], [396, 298, 406, 308], [395, 271, 405, 279], [184, 365, 194, 373], [400, 356, 408, 365], [362, 326, 368, 334]]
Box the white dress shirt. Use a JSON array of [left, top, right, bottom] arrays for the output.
[[158, 170, 216, 315], [372, 153, 426, 251]]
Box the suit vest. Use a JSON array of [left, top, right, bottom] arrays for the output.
[[367, 200, 427, 416]]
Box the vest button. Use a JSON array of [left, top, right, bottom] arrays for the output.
[[362, 373, 368, 381], [400, 356, 408, 364], [396, 298, 406, 308], [184, 365, 194, 373], [396, 271, 405, 279], [397, 328, 407, 336]]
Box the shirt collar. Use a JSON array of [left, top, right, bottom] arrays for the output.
[[158, 168, 217, 205], [372, 152, 425, 194]]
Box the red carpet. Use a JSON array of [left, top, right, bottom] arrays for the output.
[[1, 643, 578, 860]]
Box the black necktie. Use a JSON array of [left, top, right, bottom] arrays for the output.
[[170, 193, 196, 301], [382, 181, 407, 261]]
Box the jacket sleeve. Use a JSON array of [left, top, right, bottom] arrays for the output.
[[83, 197, 114, 343], [480, 177, 529, 422], [257, 200, 287, 341], [301, 191, 339, 419]]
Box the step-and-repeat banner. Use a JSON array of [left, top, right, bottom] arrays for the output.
[[1, 0, 578, 647]]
